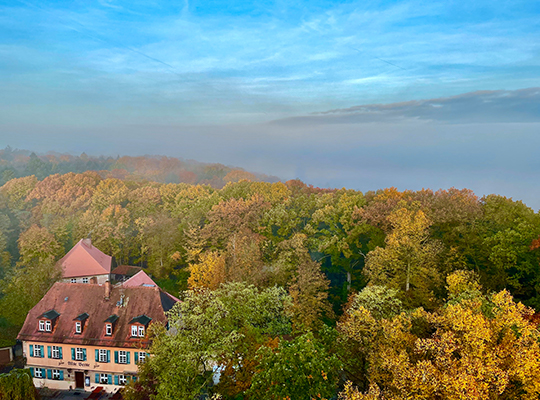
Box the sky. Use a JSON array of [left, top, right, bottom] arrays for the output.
[[1, 0, 540, 208]]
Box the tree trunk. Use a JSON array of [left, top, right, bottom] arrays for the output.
[[406, 260, 410, 291]]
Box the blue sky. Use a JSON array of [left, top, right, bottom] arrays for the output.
[[1, 0, 540, 207]]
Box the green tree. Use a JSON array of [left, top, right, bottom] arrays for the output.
[[248, 331, 343, 400], [124, 283, 291, 400]]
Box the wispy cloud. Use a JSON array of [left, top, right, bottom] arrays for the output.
[[272, 87, 540, 125]]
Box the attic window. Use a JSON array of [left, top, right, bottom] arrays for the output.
[[82, 277, 89, 284], [104, 314, 119, 336], [45, 321, 51, 332], [73, 313, 89, 334], [70, 278, 76, 283], [38, 320, 45, 332]]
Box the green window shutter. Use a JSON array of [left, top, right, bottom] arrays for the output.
[[82, 348, 87, 361], [126, 352, 130, 364], [114, 351, 118, 363], [133, 376, 137, 382], [47, 369, 52, 379], [47, 346, 51, 358], [107, 350, 111, 363], [71, 348, 75, 360], [114, 375, 119, 385], [59, 370, 64, 380], [95, 374, 99, 384], [108, 374, 112, 385], [59, 347, 63, 359], [30, 367, 34, 377], [95, 349, 99, 362], [29, 345, 34, 357], [41, 369, 46, 378], [134, 352, 138, 363]]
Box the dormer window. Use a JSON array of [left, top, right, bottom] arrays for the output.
[[38, 309, 59, 333], [73, 312, 88, 334], [104, 314, 119, 336], [129, 315, 151, 338]]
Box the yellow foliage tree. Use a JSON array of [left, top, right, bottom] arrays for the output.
[[339, 271, 540, 400], [188, 251, 226, 290]]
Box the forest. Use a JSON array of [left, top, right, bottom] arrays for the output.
[[1, 155, 540, 399]]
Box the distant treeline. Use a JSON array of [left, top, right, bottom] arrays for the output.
[[0, 146, 279, 188]]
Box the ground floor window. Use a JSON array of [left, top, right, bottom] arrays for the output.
[[118, 375, 128, 385], [100, 373, 109, 384], [34, 368, 43, 378], [52, 370, 61, 380]]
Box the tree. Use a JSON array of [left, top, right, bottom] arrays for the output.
[[0, 225, 62, 326], [0, 369, 39, 400], [364, 207, 443, 308], [248, 331, 342, 400], [124, 283, 291, 400], [338, 271, 540, 400], [188, 251, 226, 289]]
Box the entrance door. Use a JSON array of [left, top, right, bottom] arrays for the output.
[[75, 371, 84, 389]]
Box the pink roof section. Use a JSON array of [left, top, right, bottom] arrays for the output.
[[123, 271, 180, 303], [122, 270, 157, 288], [58, 238, 112, 278]]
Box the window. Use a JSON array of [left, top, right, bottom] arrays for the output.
[[34, 368, 43, 378], [131, 325, 138, 337], [39, 320, 45, 331], [34, 345, 42, 358], [45, 321, 51, 332], [52, 346, 61, 359], [106, 323, 112, 336], [118, 351, 127, 364], [52, 369, 61, 380], [138, 326, 145, 337], [99, 349, 108, 363], [75, 347, 85, 361], [138, 352, 146, 363], [75, 321, 81, 334], [100, 373, 109, 384], [118, 375, 128, 385], [70, 278, 76, 283], [82, 277, 89, 284]]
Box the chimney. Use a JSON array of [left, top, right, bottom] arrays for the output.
[[104, 280, 111, 300]]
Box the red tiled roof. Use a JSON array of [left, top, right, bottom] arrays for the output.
[[58, 239, 112, 278], [17, 282, 177, 348]]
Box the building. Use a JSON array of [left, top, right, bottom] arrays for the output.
[[58, 238, 112, 285], [17, 277, 178, 392]]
